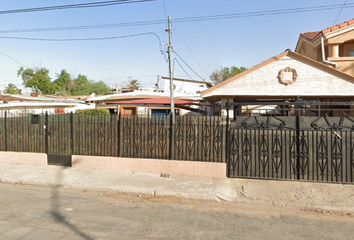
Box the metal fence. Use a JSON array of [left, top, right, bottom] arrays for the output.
[[0, 112, 227, 163], [227, 115, 354, 183]]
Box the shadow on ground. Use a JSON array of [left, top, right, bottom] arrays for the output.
[[50, 166, 95, 240]]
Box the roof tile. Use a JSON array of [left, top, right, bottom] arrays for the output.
[[301, 18, 354, 42], [300, 31, 320, 41]]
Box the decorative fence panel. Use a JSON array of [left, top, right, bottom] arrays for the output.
[[173, 116, 225, 162], [120, 115, 170, 159], [228, 115, 354, 183]]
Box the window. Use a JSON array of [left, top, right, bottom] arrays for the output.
[[350, 50, 354, 57]]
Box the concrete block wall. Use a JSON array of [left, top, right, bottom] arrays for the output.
[[0, 151, 226, 178], [72, 155, 226, 178], [0, 152, 47, 165]]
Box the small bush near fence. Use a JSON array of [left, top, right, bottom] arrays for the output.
[[76, 109, 110, 115]]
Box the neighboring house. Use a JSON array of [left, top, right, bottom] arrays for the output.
[[161, 77, 212, 95], [201, 50, 354, 117], [295, 18, 354, 77], [0, 94, 94, 114], [88, 77, 212, 116]]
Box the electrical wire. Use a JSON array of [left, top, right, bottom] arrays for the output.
[[0, 0, 155, 15], [0, 0, 354, 33], [162, 0, 168, 20], [0, 20, 166, 34], [1, 3, 353, 34], [0, 32, 164, 54], [172, 26, 209, 77], [0, 52, 29, 68], [333, 0, 348, 25], [173, 58, 193, 80], [172, 3, 354, 23], [173, 51, 204, 81]]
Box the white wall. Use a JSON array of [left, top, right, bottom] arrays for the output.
[[164, 79, 209, 96]]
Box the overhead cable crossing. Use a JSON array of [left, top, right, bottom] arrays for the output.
[[0, 0, 155, 15], [1, 3, 354, 34]]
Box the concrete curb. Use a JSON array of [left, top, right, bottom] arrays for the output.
[[1, 163, 354, 212]]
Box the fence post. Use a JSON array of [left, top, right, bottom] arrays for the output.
[[226, 99, 230, 177], [169, 113, 175, 160], [4, 111, 7, 151], [70, 112, 74, 155], [296, 115, 301, 180], [117, 112, 121, 157], [45, 111, 49, 154]]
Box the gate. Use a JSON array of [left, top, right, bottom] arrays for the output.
[[227, 106, 354, 183], [46, 113, 72, 166]]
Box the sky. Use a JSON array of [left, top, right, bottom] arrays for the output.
[[0, 0, 353, 94]]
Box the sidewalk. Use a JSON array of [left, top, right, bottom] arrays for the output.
[[1, 162, 354, 213]]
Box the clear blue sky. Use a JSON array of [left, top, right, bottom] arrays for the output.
[[0, 0, 353, 93]]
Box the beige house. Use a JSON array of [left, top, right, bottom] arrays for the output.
[[295, 18, 354, 77], [201, 50, 354, 117]]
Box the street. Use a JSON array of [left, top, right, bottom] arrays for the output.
[[0, 183, 353, 240]]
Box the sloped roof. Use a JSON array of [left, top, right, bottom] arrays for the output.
[[108, 97, 197, 105], [300, 18, 354, 42], [0, 95, 35, 102], [300, 31, 321, 42], [201, 50, 354, 101]]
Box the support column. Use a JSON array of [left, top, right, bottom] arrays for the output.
[[221, 98, 234, 117], [328, 44, 339, 58]]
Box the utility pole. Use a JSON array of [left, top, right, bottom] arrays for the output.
[[168, 15, 175, 121], [167, 15, 175, 160]]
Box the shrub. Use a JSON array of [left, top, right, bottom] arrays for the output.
[[75, 109, 110, 115]]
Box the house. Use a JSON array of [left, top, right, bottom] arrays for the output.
[[0, 94, 94, 114], [201, 50, 354, 117], [88, 77, 212, 116], [295, 18, 354, 77], [161, 76, 212, 95]]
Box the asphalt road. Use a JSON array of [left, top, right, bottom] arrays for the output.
[[0, 183, 353, 240]]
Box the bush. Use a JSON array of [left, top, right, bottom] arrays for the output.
[[75, 109, 110, 115]]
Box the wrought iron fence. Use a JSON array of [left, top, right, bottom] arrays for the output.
[[227, 115, 354, 183], [0, 112, 227, 163], [0, 112, 45, 152]]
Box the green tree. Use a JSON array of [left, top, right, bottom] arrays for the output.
[[70, 75, 109, 96], [91, 80, 110, 95], [127, 78, 140, 90], [210, 66, 247, 85], [17, 67, 55, 95], [4, 83, 22, 94], [17, 67, 109, 96], [70, 74, 91, 96], [54, 69, 71, 95]]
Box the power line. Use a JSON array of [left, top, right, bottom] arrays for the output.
[[0, 20, 165, 34], [174, 58, 193, 80], [162, 0, 168, 20], [0, 52, 29, 68], [172, 26, 209, 77], [173, 51, 204, 81], [172, 3, 354, 23], [1, 3, 353, 34], [0, 32, 164, 53], [0, 0, 155, 15], [333, 0, 348, 25]]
